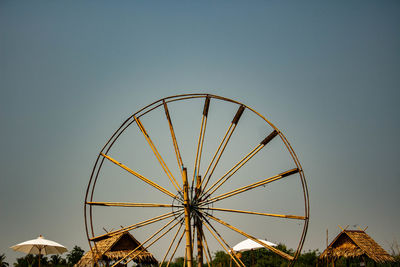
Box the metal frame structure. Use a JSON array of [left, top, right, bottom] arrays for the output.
[[84, 93, 309, 267]]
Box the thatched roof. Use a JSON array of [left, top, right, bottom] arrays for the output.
[[319, 230, 394, 263], [76, 232, 157, 267]]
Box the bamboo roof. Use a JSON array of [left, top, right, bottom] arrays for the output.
[[319, 230, 394, 263], [76, 232, 157, 267]]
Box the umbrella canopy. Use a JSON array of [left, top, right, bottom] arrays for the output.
[[11, 235, 68, 255], [232, 238, 277, 252]]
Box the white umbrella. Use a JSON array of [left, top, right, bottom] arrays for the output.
[[232, 238, 277, 252], [11, 235, 67, 267]]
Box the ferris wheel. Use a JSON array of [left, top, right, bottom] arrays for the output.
[[84, 93, 309, 267]]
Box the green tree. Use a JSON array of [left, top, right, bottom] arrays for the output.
[[389, 240, 400, 264], [49, 255, 66, 266], [66, 246, 84, 266], [39, 256, 49, 267], [171, 257, 184, 267], [0, 254, 9, 267], [50, 255, 61, 266], [211, 251, 231, 267], [295, 249, 319, 266], [14, 255, 48, 267], [14, 254, 35, 267], [160, 257, 186, 267], [237, 243, 293, 267]]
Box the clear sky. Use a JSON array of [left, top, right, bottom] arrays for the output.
[[1, 0, 399, 264]]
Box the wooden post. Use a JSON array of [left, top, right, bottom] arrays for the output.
[[183, 168, 193, 267], [196, 175, 203, 267], [196, 220, 203, 267]]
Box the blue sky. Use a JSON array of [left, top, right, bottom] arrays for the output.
[[1, 0, 399, 264]]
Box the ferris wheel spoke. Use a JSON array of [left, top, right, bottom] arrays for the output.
[[89, 211, 182, 241], [100, 153, 176, 198], [192, 96, 210, 188], [163, 100, 184, 175], [201, 105, 245, 190], [203, 168, 299, 205], [200, 229, 213, 267], [201, 216, 245, 267], [159, 221, 184, 267], [110, 217, 182, 267], [202, 144, 262, 198], [205, 212, 294, 261], [125, 218, 183, 267], [125, 211, 183, 232], [86, 201, 176, 208], [165, 228, 186, 267], [134, 116, 182, 193], [200, 207, 306, 220], [202, 130, 279, 198]]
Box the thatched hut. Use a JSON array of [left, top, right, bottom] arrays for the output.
[[76, 232, 157, 267], [319, 229, 394, 266]]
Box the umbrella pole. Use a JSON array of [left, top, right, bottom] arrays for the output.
[[38, 247, 41, 267]]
